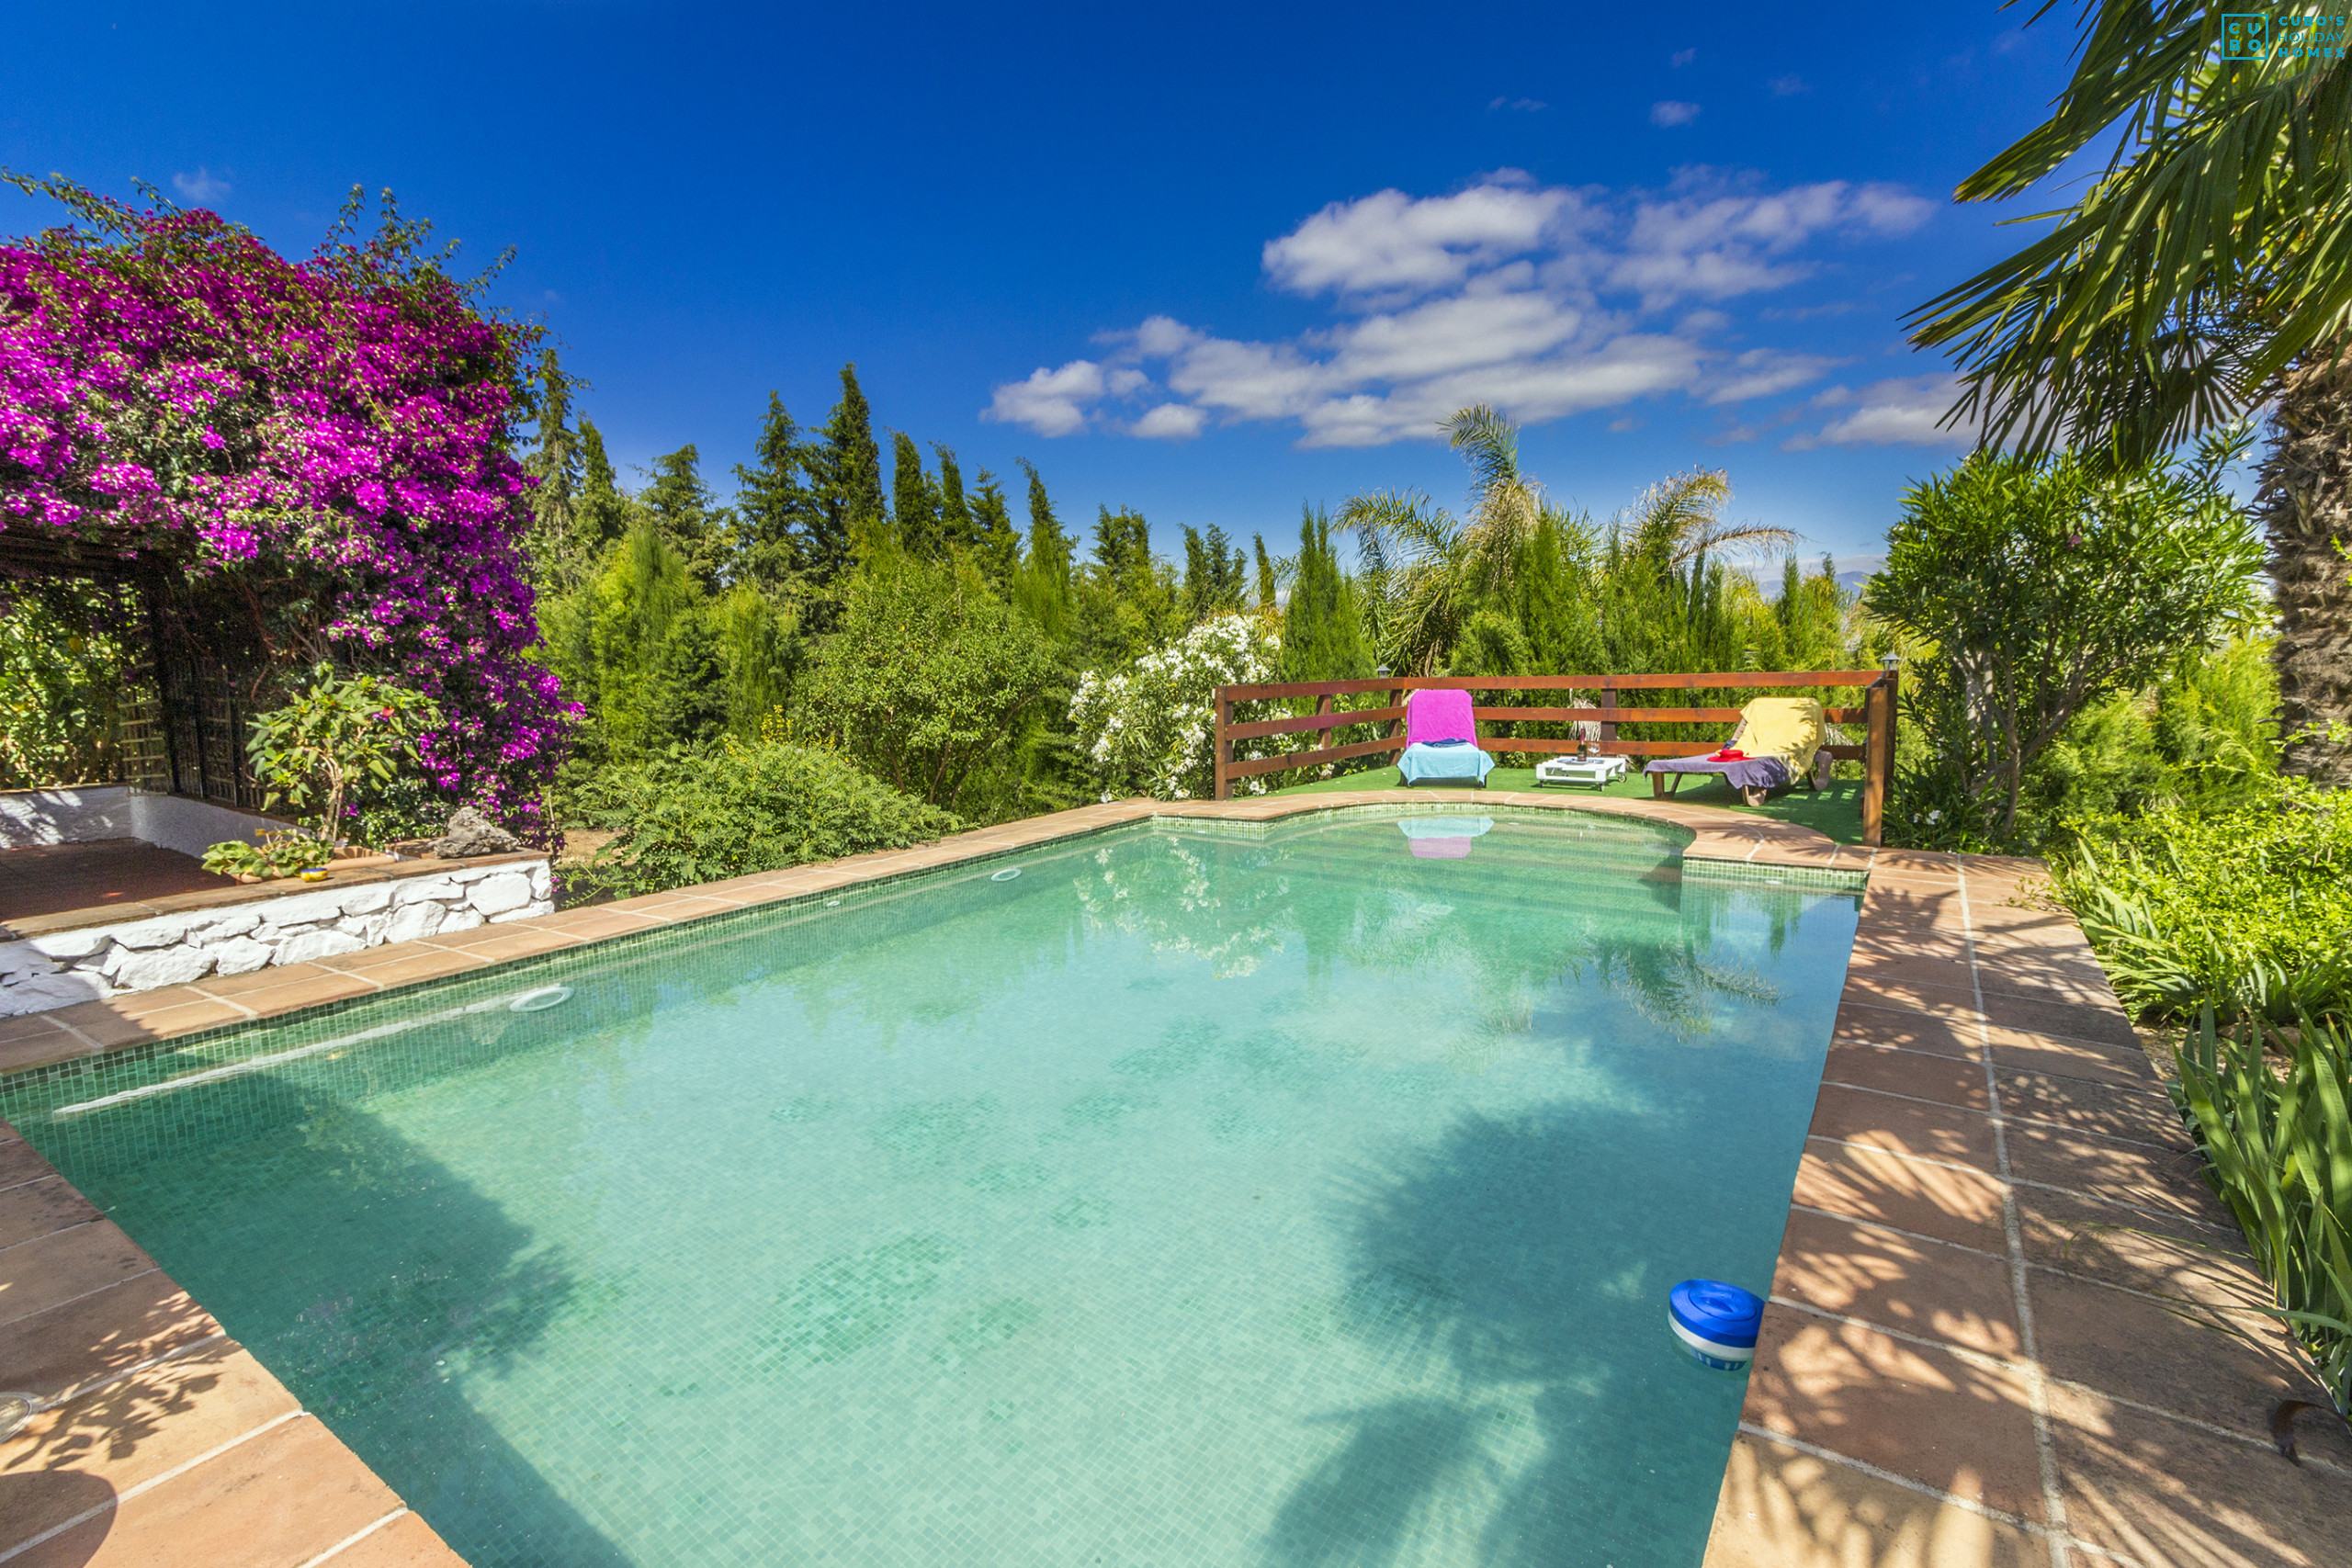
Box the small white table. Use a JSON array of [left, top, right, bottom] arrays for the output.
[[1533, 753, 1630, 789]]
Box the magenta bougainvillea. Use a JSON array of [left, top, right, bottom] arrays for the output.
[[0, 179, 573, 835]]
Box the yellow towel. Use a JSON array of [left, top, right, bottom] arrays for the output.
[[1736, 696, 1825, 774]]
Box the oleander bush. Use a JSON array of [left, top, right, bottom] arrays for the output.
[[565, 737, 962, 899], [1069, 611, 1281, 801]]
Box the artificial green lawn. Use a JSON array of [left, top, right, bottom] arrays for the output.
[[1268, 764, 1870, 846]]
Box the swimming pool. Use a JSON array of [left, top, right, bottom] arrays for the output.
[[2, 807, 1860, 1567]]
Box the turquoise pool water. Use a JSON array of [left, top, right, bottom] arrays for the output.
[[4, 809, 1860, 1568]]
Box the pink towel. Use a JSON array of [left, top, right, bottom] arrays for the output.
[[1406, 688, 1478, 745]]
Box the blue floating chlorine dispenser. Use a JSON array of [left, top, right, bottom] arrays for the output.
[[1668, 1279, 1763, 1371]]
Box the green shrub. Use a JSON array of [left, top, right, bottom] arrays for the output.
[[201, 830, 332, 882], [568, 739, 962, 898], [800, 557, 1057, 812], [1872, 441, 2263, 842], [2176, 1007, 2352, 1418], [2058, 778, 2352, 1022]]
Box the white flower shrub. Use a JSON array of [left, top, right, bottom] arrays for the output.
[[1069, 612, 1282, 801]]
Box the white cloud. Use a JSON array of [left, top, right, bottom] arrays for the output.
[[1651, 101, 1702, 128], [1671, 48, 1697, 66], [172, 167, 231, 203], [1262, 179, 1577, 298], [1784, 375, 1974, 449], [1767, 74, 1809, 96], [1489, 96, 1546, 111], [1131, 403, 1207, 440], [985, 169, 1935, 447], [983, 359, 1105, 436], [1702, 348, 1849, 404]]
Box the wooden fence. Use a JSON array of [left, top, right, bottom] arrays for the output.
[[1211, 669, 1901, 845]]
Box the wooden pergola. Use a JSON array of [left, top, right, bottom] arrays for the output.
[[1, 524, 272, 807]]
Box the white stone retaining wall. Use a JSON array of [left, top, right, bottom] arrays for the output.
[[0, 859, 554, 1017]]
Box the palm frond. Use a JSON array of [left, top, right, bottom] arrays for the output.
[[1914, 5, 2352, 459]]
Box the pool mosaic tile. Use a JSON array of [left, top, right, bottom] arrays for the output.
[[2, 809, 1862, 1567]]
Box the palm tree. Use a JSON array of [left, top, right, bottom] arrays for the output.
[[1339, 406, 1791, 673], [1909, 6, 2352, 785]]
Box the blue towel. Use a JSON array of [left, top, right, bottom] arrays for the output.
[[1397, 739, 1495, 785]]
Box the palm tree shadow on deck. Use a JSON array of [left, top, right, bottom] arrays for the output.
[[1263, 1101, 1745, 1568]]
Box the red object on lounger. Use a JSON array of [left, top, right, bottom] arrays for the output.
[[1711, 747, 1747, 761]]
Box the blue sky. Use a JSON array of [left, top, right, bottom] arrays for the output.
[[2, 3, 2091, 570]]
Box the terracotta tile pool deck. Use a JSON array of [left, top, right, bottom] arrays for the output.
[[2, 791, 2344, 1566]]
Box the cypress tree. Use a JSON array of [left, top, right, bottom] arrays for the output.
[[1012, 458, 1075, 635], [1282, 505, 1372, 682], [814, 363, 888, 562], [968, 469, 1021, 587], [575, 420, 637, 564], [1182, 524, 1247, 621], [1253, 534, 1280, 609], [639, 445, 730, 592], [891, 432, 940, 558], [733, 392, 815, 595], [933, 444, 975, 553], [522, 349, 584, 591]]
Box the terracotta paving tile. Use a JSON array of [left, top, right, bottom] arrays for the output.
[[2012, 1186, 2254, 1303], [1837, 949, 1980, 992], [1871, 849, 1962, 878], [1809, 1083, 1999, 1171], [2042, 1382, 2352, 1568], [0, 1222, 161, 1328], [314, 940, 447, 973], [1, 1133, 55, 1187], [1823, 1042, 1989, 1111], [1996, 1069, 2181, 1146], [75, 983, 213, 1021], [2028, 1266, 2322, 1436], [1740, 1313, 2046, 1522], [429, 927, 580, 965], [320, 1509, 469, 1566], [0, 1270, 222, 1404], [1832, 1006, 1980, 1061], [2001, 1121, 2227, 1228], [39, 1003, 162, 1052], [188, 961, 340, 999], [1702, 1429, 2043, 1568], [1837, 973, 1983, 1020], [15, 1411, 403, 1568], [1973, 990, 2138, 1050], [317, 949, 488, 988], [201, 972, 379, 1019], [1, 1343, 300, 1551], [0, 1012, 85, 1056], [1984, 1032, 2155, 1091], [492, 907, 653, 944], [0, 1177, 102, 1248], [1968, 957, 2121, 1010], [1792, 1142, 2008, 1251], [1965, 922, 2102, 963], [1770, 1208, 2021, 1359]]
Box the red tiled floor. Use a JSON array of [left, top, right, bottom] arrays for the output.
[[0, 839, 236, 923]]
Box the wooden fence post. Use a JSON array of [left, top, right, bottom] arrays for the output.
[[1861, 675, 1891, 847], [1214, 689, 1233, 801], [1600, 675, 1619, 752]]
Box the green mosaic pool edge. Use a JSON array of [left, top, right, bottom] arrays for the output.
[[0, 800, 1854, 1111], [1679, 857, 1870, 893]]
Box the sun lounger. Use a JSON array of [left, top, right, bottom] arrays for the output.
[[1395, 688, 1496, 787], [1644, 696, 1826, 807]]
